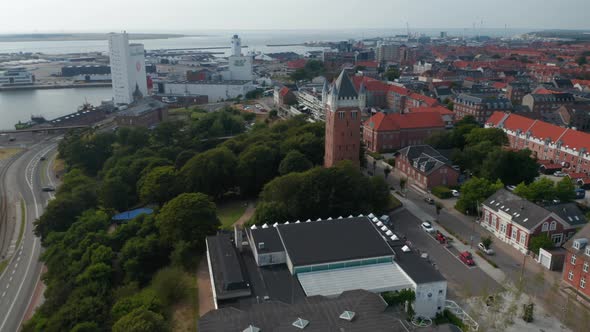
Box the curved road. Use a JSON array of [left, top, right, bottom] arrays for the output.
[[0, 138, 59, 332]]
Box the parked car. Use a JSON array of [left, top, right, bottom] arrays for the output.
[[424, 196, 435, 204], [421, 222, 435, 233], [459, 251, 475, 266], [553, 171, 567, 177], [451, 190, 460, 197], [42, 186, 55, 192], [575, 188, 586, 199], [40, 156, 46, 161], [506, 185, 516, 191], [478, 243, 495, 255], [379, 215, 391, 224]]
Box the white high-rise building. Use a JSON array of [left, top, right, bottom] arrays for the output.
[[108, 32, 148, 105], [225, 34, 254, 81]]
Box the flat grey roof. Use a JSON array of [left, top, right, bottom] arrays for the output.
[[391, 242, 446, 284], [248, 227, 285, 253], [276, 218, 394, 267], [207, 234, 250, 296]]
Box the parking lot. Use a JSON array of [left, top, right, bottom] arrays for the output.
[[390, 208, 502, 299]]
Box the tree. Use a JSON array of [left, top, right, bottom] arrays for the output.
[[99, 176, 131, 211], [269, 109, 278, 119], [465, 128, 508, 147], [514, 178, 556, 203], [179, 147, 237, 199], [528, 234, 555, 255], [278, 150, 313, 175], [479, 149, 538, 185], [482, 236, 493, 249], [138, 166, 180, 205], [156, 193, 219, 251], [577, 56, 588, 66], [70, 322, 100, 332], [555, 178, 576, 202], [384, 68, 400, 81], [151, 267, 191, 307], [112, 308, 167, 332], [456, 177, 504, 214], [384, 167, 391, 179], [237, 144, 280, 196]]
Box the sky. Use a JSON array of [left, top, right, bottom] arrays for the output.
[[1, 0, 589, 33]]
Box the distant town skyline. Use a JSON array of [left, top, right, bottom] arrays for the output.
[[1, 0, 589, 34]]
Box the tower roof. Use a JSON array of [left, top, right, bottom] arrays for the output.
[[332, 70, 358, 99]]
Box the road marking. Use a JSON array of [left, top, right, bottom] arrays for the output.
[[9, 277, 12, 282], [16, 256, 20, 262], [1, 291, 5, 298], [11, 269, 15, 275]]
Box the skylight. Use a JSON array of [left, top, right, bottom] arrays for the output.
[[243, 325, 261, 332], [339, 311, 356, 321], [292, 318, 309, 329], [523, 218, 528, 222], [402, 245, 410, 252]]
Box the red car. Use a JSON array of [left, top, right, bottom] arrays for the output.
[[459, 251, 475, 266]]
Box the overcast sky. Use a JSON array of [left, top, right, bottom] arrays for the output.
[[2, 0, 589, 33]]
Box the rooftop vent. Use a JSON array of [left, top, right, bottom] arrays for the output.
[[273, 222, 279, 227], [368, 213, 375, 218], [243, 325, 261, 332], [262, 223, 269, 229], [284, 221, 290, 224], [251, 225, 258, 230], [295, 220, 301, 223], [381, 225, 388, 232], [372, 217, 379, 223], [401, 245, 410, 252], [306, 219, 311, 222], [339, 310, 356, 321], [292, 317, 309, 329], [258, 242, 265, 250], [358, 214, 364, 217], [327, 217, 333, 220], [523, 218, 528, 222], [348, 215, 354, 218], [376, 221, 384, 227], [338, 216, 343, 219], [391, 234, 399, 241]]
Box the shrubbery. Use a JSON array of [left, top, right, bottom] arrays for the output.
[[431, 186, 452, 199]]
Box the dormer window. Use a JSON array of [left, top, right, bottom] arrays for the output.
[[542, 222, 549, 232], [549, 221, 557, 231], [585, 247, 590, 257]]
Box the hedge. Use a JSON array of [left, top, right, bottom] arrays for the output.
[[432, 186, 452, 199]]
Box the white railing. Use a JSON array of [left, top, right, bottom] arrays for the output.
[[445, 299, 479, 331]]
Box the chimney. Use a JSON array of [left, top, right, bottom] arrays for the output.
[[234, 225, 243, 251]]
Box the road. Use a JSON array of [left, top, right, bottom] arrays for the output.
[[0, 138, 58, 332]]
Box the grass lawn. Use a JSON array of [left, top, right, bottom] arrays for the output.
[[217, 200, 248, 230], [0, 260, 7, 275], [0, 148, 21, 161], [171, 270, 199, 332]]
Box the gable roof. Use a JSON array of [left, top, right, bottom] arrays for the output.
[[397, 145, 453, 175], [366, 112, 445, 132], [545, 203, 587, 227], [482, 189, 551, 231], [407, 105, 455, 116]]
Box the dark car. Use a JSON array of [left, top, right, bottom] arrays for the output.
[[459, 251, 475, 266], [42, 186, 55, 192], [424, 197, 435, 204], [40, 156, 46, 161]]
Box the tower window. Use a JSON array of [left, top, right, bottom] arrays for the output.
[[351, 111, 358, 120], [338, 112, 345, 120]]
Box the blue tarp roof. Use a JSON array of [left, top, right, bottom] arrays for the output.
[[112, 208, 154, 221]]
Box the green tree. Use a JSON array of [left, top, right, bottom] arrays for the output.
[[577, 56, 587, 66], [112, 308, 167, 332], [278, 150, 313, 175], [111, 288, 163, 322], [555, 178, 576, 202], [179, 147, 237, 199], [237, 144, 280, 196], [385, 68, 400, 81], [151, 267, 191, 307], [465, 128, 508, 147], [99, 176, 131, 211], [514, 178, 556, 202], [482, 236, 493, 249], [479, 149, 538, 185], [528, 234, 555, 255], [157, 193, 219, 251], [138, 166, 180, 205], [456, 177, 504, 214], [70, 322, 101, 332]]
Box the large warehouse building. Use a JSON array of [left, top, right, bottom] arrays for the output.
[[206, 215, 447, 319]]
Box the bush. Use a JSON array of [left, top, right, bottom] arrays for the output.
[[367, 151, 384, 160], [431, 186, 452, 199], [151, 267, 192, 307], [387, 158, 396, 167]]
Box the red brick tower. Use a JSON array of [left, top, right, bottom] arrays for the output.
[[324, 70, 361, 168]]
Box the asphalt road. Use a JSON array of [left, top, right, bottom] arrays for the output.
[[0, 138, 58, 332]]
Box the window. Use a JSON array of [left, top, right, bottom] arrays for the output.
[[512, 229, 518, 240], [571, 254, 577, 265], [568, 270, 574, 281], [549, 221, 557, 231], [520, 233, 526, 245], [351, 111, 357, 120], [584, 262, 589, 273], [581, 277, 586, 289], [338, 111, 345, 120], [542, 222, 549, 232], [586, 247, 590, 257]]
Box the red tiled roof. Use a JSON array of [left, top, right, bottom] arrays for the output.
[[487, 112, 590, 153], [567, 172, 587, 180], [356, 60, 379, 68], [408, 93, 438, 106], [387, 84, 411, 96], [407, 105, 454, 116], [493, 82, 507, 89], [367, 112, 444, 131], [279, 86, 291, 97], [287, 59, 306, 69], [533, 87, 560, 95], [350, 76, 389, 92]]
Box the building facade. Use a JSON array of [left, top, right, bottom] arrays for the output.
[[558, 104, 590, 132], [223, 35, 254, 81], [114, 97, 168, 127], [108, 32, 148, 105], [363, 112, 446, 153], [486, 112, 590, 174], [395, 145, 459, 190], [481, 189, 586, 254], [521, 92, 575, 118], [0, 68, 34, 86], [324, 70, 361, 168], [563, 230, 590, 299], [453, 93, 512, 124]]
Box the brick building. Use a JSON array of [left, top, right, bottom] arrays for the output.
[[481, 189, 587, 254], [114, 97, 169, 127], [385, 85, 439, 113], [521, 92, 575, 118], [486, 112, 590, 174], [351, 76, 389, 109], [506, 82, 531, 105], [324, 70, 361, 168], [558, 103, 590, 132], [453, 93, 512, 124], [395, 145, 459, 190], [563, 226, 590, 299], [363, 112, 445, 153]]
